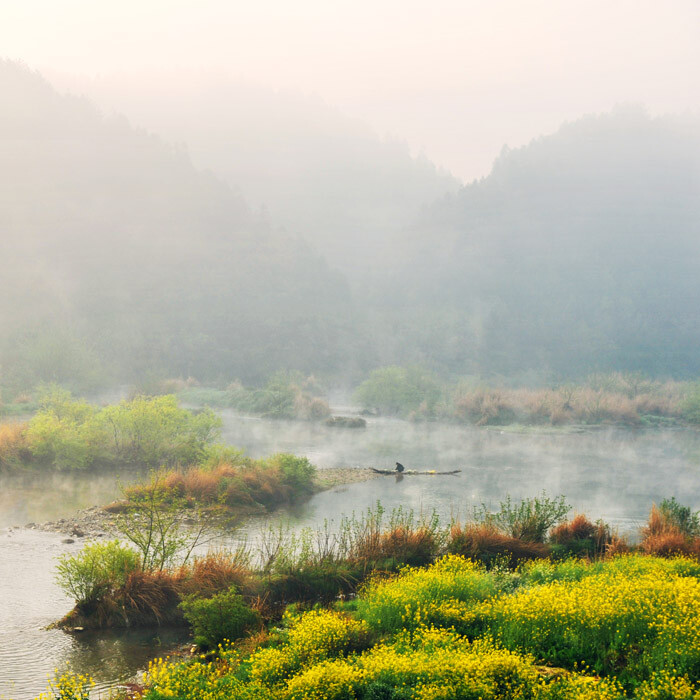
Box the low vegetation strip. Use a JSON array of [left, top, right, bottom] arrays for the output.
[[0, 387, 221, 471], [35, 493, 700, 699]]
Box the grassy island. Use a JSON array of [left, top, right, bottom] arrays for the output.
[[40, 494, 700, 700]]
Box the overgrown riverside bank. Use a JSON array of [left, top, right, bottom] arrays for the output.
[[177, 370, 700, 427], [39, 494, 700, 700], [51, 494, 699, 630], [0, 374, 700, 471]]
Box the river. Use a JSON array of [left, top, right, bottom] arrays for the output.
[[1, 413, 699, 698]]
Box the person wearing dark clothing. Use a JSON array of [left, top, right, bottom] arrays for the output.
[[395, 462, 404, 473]]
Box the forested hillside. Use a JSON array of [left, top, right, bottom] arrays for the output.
[[2, 62, 699, 395], [60, 75, 460, 275], [0, 61, 358, 393], [378, 108, 700, 379]]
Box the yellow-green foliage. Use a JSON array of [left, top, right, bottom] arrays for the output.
[[355, 554, 505, 634], [144, 649, 269, 700], [7, 389, 221, 470], [249, 610, 371, 685], [78, 554, 700, 700], [485, 557, 700, 680], [635, 672, 700, 699], [34, 669, 94, 700], [283, 631, 622, 700]]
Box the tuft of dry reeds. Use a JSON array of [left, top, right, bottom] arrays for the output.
[[450, 374, 687, 427], [550, 514, 613, 558], [176, 551, 257, 599], [447, 523, 549, 567], [350, 525, 439, 568], [640, 504, 700, 557], [0, 422, 31, 469], [123, 460, 306, 513]]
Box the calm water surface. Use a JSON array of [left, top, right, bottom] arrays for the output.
[[1, 413, 699, 698]]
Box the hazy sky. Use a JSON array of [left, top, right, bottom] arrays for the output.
[[3, 0, 699, 180]]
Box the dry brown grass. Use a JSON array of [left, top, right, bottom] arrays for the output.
[[0, 422, 31, 468], [450, 376, 688, 427], [123, 462, 297, 512], [447, 523, 549, 566], [176, 551, 257, 598], [550, 514, 612, 557], [640, 504, 700, 558], [550, 514, 599, 543], [350, 525, 439, 567]]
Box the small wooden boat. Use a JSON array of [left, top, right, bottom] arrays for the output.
[[370, 468, 461, 476]]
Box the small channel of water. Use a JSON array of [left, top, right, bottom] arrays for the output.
[[1, 414, 699, 698]]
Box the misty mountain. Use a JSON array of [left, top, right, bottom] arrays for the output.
[[381, 107, 700, 378], [0, 61, 359, 391], [57, 75, 460, 275]]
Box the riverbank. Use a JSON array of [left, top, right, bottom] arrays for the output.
[[13, 467, 380, 540], [40, 492, 700, 700]]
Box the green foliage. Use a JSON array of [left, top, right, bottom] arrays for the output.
[[266, 453, 316, 494], [55, 540, 139, 607], [19, 391, 221, 470], [682, 382, 700, 425], [117, 471, 216, 570], [659, 497, 700, 537], [353, 366, 442, 417], [26, 385, 105, 470], [179, 586, 260, 649], [473, 492, 571, 542], [98, 394, 221, 467]]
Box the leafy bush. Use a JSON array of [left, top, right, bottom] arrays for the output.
[[681, 382, 700, 424], [179, 586, 260, 649], [448, 522, 549, 567], [55, 540, 140, 608], [473, 492, 570, 542], [267, 453, 316, 494], [97, 394, 221, 466], [353, 366, 442, 417], [659, 497, 700, 537], [17, 391, 221, 470]]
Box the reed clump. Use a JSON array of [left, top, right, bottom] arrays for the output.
[[0, 421, 31, 468], [122, 454, 316, 514], [640, 502, 700, 558], [447, 522, 549, 567], [450, 373, 689, 427]]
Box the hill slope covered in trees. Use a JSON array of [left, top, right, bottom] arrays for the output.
[[377, 108, 700, 379], [0, 61, 359, 393]]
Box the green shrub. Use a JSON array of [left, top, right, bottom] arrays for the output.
[[473, 492, 571, 543], [659, 497, 700, 536], [267, 453, 316, 494], [55, 540, 140, 608], [353, 366, 442, 417], [179, 586, 260, 649], [97, 394, 221, 466], [22, 391, 222, 470], [682, 382, 700, 424]]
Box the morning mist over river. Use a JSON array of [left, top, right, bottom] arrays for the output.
[[2, 2, 700, 698]]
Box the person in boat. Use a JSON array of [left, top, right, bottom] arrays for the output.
[[395, 462, 404, 473]]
